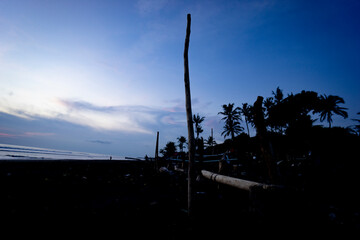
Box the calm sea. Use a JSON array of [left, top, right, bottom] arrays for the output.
[[0, 143, 128, 160]]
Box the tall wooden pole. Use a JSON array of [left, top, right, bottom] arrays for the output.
[[155, 131, 159, 171], [183, 13, 195, 216], [211, 128, 214, 155]]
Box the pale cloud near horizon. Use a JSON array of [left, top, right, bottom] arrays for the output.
[[0, 92, 158, 134], [58, 99, 159, 134], [0, 82, 192, 135], [0, 131, 55, 138]]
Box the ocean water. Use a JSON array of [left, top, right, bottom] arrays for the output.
[[0, 143, 128, 160]]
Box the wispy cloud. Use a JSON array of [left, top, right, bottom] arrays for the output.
[[24, 132, 55, 137], [57, 99, 157, 134], [0, 132, 16, 137], [204, 115, 222, 129], [162, 98, 203, 113], [0, 83, 192, 134], [88, 140, 112, 145], [0, 95, 155, 134], [162, 98, 185, 113], [0, 131, 54, 138], [160, 115, 185, 125], [136, 0, 170, 15]]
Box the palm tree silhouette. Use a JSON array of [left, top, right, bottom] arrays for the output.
[[160, 141, 177, 158], [239, 103, 252, 137], [218, 103, 243, 139], [272, 86, 284, 104], [263, 97, 274, 117], [177, 136, 187, 153], [317, 94, 348, 128], [193, 113, 205, 140], [351, 112, 360, 135], [205, 135, 216, 147]]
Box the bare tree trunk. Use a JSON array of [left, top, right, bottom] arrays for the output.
[[184, 13, 195, 216], [253, 96, 279, 184], [245, 118, 250, 137]]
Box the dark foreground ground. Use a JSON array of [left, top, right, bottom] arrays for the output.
[[0, 160, 359, 238]]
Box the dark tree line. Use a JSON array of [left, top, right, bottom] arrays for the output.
[[217, 87, 350, 140], [157, 87, 359, 228], [161, 87, 356, 158]]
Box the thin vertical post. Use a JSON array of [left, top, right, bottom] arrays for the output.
[[155, 131, 159, 171], [183, 13, 195, 216], [211, 128, 214, 155]]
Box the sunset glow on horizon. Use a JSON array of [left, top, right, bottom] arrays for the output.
[[1, 0, 359, 157]]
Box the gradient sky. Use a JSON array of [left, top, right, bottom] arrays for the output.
[[0, 0, 359, 157]]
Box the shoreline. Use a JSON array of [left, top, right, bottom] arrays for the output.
[[0, 158, 145, 162]]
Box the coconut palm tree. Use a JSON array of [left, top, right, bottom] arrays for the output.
[[272, 86, 284, 104], [193, 113, 205, 140], [263, 97, 274, 120], [177, 136, 187, 153], [160, 141, 177, 158], [317, 94, 348, 128], [351, 112, 360, 135], [205, 135, 216, 147], [205, 135, 216, 155], [239, 103, 252, 137], [221, 123, 244, 139], [218, 103, 243, 140]]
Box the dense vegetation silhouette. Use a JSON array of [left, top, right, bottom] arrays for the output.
[[161, 87, 359, 196], [218, 103, 243, 140], [162, 87, 355, 165], [239, 103, 252, 136], [317, 94, 348, 128], [352, 112, 360, 135], [193, 113, 205, 140], [156, 87, 359, 231]]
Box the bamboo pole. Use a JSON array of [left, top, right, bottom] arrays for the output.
[[201, 170, 280, 191], [211, 128, 214, 155], [155, 131, 159, 171], [183, 13, 195, 216]]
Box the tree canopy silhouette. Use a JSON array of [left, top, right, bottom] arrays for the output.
[[205, 135, 216, 147], [316, 94, 348, 128], [272, 86, 284, 104], [218, 103, 243, 139], [193, 113, 205, 140], [239, 103, 253, 137], [266, 90, 320, 134], [160, 141, 176, 158], [351, 112, 360, 135], [177, 136, 187, 153]]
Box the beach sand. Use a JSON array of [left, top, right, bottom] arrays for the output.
[[0, 159, 358, 238]]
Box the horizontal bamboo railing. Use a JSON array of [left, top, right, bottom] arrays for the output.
[[201, 170, 282, 191]]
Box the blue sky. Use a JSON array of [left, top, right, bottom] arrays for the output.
[[0, 0, 359, 157]]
